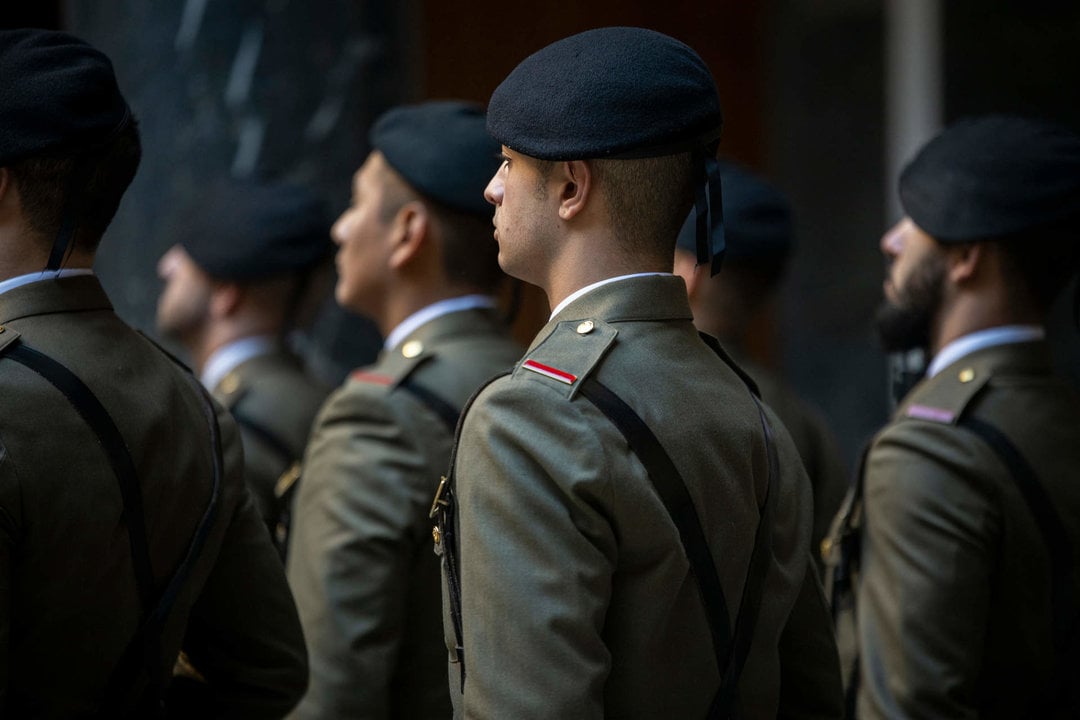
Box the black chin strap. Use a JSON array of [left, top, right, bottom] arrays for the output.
[[693, 149, 726, 277]]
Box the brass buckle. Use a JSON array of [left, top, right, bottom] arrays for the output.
[[429, 475, 451, 519]]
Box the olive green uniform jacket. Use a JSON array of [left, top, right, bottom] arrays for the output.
[[286, 307, 520, 719], [441, 275, 843, 719], [212, 347, 329, 544], [0, 276, 307, 718], [840, 340, 1080, 718], [738, 354, 848, 571]]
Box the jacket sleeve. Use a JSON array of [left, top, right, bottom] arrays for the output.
[[855, 422, 998, 720], [169, 407, 309, 720], [285, 386, 437, 718], [777, 557, 845, 719], [453, 380, 616, 719]]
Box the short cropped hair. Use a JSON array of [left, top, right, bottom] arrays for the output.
[[591, 153, 696, 259], [8, 117, 141, 252], [430, 201, 503, 293]]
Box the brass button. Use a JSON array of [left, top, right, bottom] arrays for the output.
[[402, 340, 424, 358], [219, 373, 240, 395], [576, 320, 595, 335], [0, 325, 5, 333], [432, 526, 442, 545], [958, 368, 975, 383]]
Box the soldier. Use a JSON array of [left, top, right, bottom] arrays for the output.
[[156, 179, 332, 551], [286, 101, 521, 719], [673, 160, 848, 569], [825, 115, 1080, 718], [431, 27, 842, 719], [0, 29, 306, 716]]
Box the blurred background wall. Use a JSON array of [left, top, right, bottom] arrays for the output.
[[3, 0, 1078, 471]]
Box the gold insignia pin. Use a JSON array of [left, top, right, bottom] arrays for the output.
[[958, 368, 975, 383], [402, 340, 424, 358], [219, 372, 240, 395]]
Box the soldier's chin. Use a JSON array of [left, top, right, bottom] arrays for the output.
[[874, 300, 931, 354]]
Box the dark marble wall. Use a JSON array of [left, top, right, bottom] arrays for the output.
[[767, 1, 889, 467], [64, 0, 416, 382]]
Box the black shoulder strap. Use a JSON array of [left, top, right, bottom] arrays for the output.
[[958, 415, 1078, 706], [4, 342, 157, 611], [0, 336, 223, 717], [577, 373, 778, 720], [430, 370, 511, 694], [397, 377, 461, 433]]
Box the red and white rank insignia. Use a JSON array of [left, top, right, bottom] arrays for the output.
[[521, 359, 577, 385]]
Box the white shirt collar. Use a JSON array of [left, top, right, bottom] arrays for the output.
[[927, 325, 1045, 378], [0, 268, 95, 298], [383, 295, 497, 351], [201, 335, 278, 391], [549, 272, 670, 320]]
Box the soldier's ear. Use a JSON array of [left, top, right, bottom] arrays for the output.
[[389, 200, 429, 271], [558, 160, 592, 221], [209, 282, 243, 319], [947, 241, 983, 286]]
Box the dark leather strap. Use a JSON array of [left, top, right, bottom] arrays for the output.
[[577, 374, 777, 720], [431, 371, 510, 693], [959, 415, 1078, 709], [711, 392, 779, 719], [397, 378, 461, 433], [1, 336, 223, 717], [577, 378, 732, 684], [5, 342, 157, 612]]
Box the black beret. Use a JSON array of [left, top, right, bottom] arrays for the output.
[[175, 179, 332, 282], [900, 114, 1080, 243], [0, 29, 131, 165], [370, 100, 500, 217], [677, 160, 792, 261], [487, 27, 722, 160]]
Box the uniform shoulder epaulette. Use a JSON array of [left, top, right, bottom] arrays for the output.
[[901, 362, 992, 425], [512, 317, 617, 399], [0, 324, 22, 356], [348, 337, 431, 392]]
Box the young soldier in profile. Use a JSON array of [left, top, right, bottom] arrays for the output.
[[156, 179, 332, 552], [0, 29, 306, 717], [432, 27, 842, 719], [826, 115, 1080, 718], [286, 101, 521, 719]]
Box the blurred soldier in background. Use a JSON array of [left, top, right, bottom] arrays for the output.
[[673, 160, 848, 569], [156, 179, 332, 552], [286, 101, 521, 719], [826, 115, 1080, 718], [0, 29, 306, 717]]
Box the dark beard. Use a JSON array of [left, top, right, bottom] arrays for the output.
[[874, 253, 946, 353]]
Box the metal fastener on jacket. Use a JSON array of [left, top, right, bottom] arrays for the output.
[[432, 526, 441, 545], [219, 373, 240, 394], [959, 368, 975, 383], [576, 320, 594, 335], [402, 340, 424, 358]]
